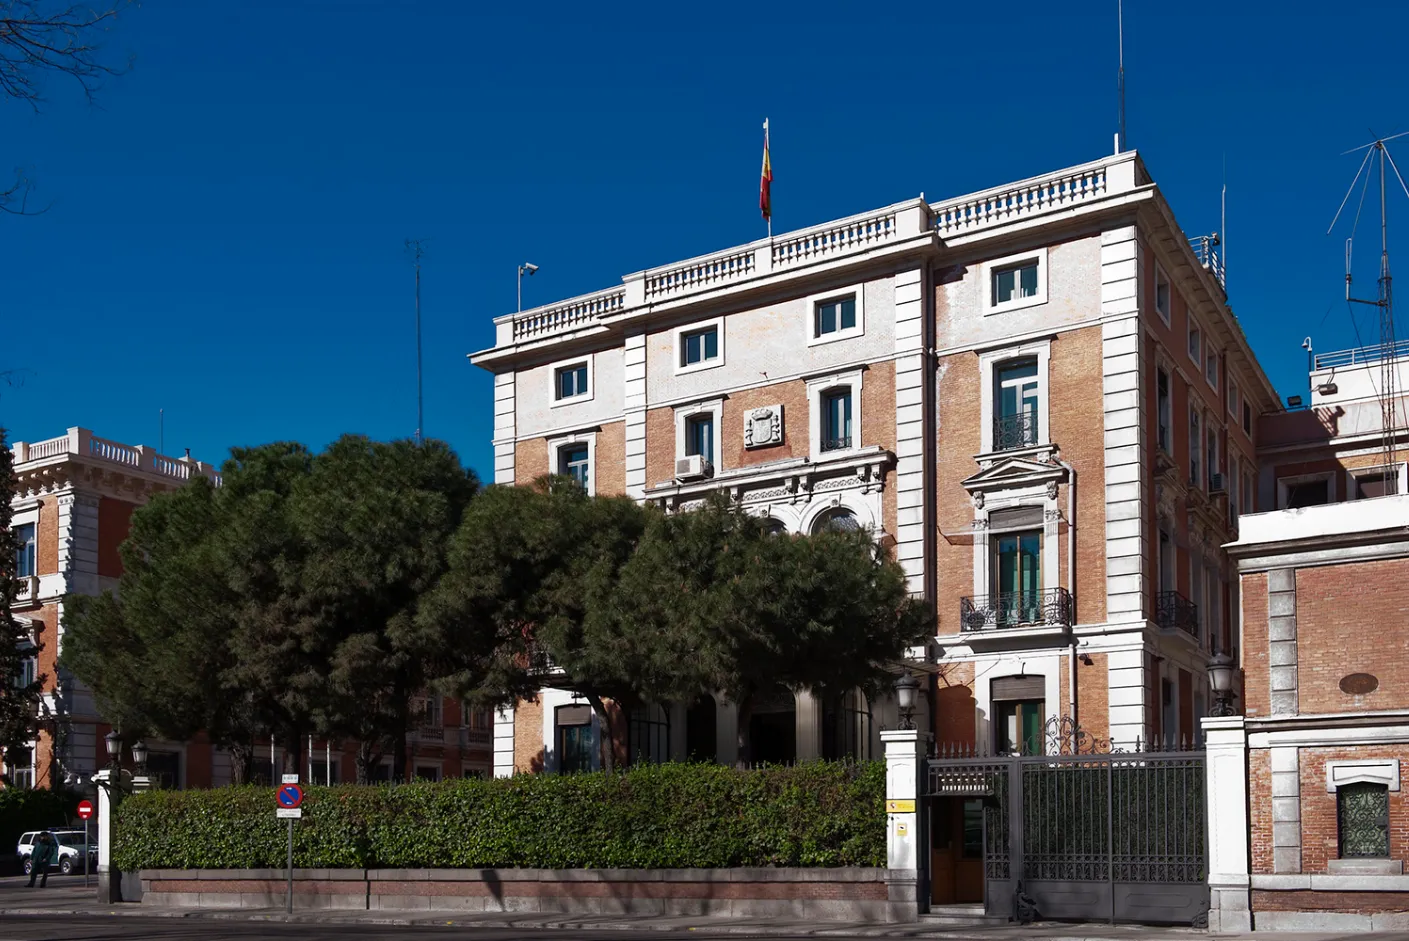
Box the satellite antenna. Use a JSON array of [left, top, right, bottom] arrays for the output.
[[1327, 130, 1409, 482]]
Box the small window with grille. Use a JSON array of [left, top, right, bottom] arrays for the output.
[[1337, 782, 1390, 858]]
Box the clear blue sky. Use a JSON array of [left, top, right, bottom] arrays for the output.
[[4, 0, 1407, 480]]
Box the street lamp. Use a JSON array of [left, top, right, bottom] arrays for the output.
[[131, 740, 148, 776], [1207, 653, 1238, 717], [104, 730, 121, 766], [894, 673, 920, 730]]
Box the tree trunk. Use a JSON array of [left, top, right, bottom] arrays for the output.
[[355, 740, 376, 784], [583, 691, 615, 773], [734, 695, 754, 769], [228, 741, 253, 786]]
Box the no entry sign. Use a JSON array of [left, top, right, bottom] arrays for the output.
[[76, 799, 94, 820]]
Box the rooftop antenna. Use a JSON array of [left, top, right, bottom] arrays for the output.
[[159, 408, 164, 455], [1327, 130, 1409, 482], [405, 239, 428, 447], [1116, 0, 1126, 153], [1221, 156, 1227, 289]]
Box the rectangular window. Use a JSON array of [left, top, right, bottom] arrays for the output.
[[1338, 783, 1390, 858], [554, 362, 589, 401], [414, 765, 441, 782], [1188, 324, 1203, 365], [992, 260, 1039, 306], [1190, 409, 1201, 488], [309, 760, 339, 785], [1158, 527, 1175, 594], [1229, 455, 1240, 516], [822, 389, 852, 451], [1206, 346, 1219, 389], [680, 326, 719, 367], [628, 704, 670, 767], [556, 705, 593, 775], [994, 359, 1039, 451], [15, 652, 37, 690], [1155, 267, 1171, 322], [1229, 379, 1240, 419], [1242, 470, 1254, 514], [1243, 402, 1252, 436], [685, 414, 714, 464], [814, 295, 857, 337], [1354, 470, 1399, 499], [1206, 565, 1221, 648], [558, 444, 589, 489], [994, 530, 1041, 625], [995, 699, 1043, 756], [1190, 563, 1203, 639], [13, 523, 35, 579], [1207, 425, 1218, 489], [6, 747, 33, 790], [1157, 369, 1171, 453], [1284, 478, 1330, 509]]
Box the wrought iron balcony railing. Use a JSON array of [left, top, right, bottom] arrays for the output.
[[1155, 590, 1199, 637], [993, 412, 1038, 452], [959, 587, 1072, 631], [821, 435, 852, 452]]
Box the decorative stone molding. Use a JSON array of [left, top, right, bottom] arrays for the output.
[[743, 405, 784, 449], [1326, 758, 1400, 793]]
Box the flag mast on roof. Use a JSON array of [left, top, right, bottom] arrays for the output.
[[760, 118, 773, 239]]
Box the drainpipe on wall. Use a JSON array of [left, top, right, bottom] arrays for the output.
[[1055, 454, 1079, 730]]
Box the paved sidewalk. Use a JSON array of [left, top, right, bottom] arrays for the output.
[[0, 877, 1401, 941]]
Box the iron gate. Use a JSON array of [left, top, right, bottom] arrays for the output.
[[926, 723, 1207, 925]]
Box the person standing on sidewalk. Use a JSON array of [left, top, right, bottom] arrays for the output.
[[26, 832, 57, 888]]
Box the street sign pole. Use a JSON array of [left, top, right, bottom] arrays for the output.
[[286, 818, 293, 914], [275, 779, 303, 914], [84, 818, 90, 889]]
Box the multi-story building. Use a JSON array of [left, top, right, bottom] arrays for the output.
[[470, 149, 1280, 788], [1208, 349, 1409, 930], [6, 428, 494, 788]]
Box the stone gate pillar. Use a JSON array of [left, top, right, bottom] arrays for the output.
[[1203, 716, 1251, 931], [882, 728, 929, 922]]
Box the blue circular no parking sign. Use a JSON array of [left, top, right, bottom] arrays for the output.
[[276, 784, 304, 809]]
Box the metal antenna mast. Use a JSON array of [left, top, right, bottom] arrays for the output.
[[1116, 0, 1126, 152], [405, 239, 427, 446], [1328, 131, 1409, 480]]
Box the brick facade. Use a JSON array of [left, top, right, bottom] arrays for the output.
[[1295, 560, 1409, 715]]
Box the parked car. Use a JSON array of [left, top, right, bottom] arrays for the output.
[[16, 830, 98, 875]]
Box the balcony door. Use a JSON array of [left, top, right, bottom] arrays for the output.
[[994, 530, 1041, 625], [995, 359, 1039, 450]]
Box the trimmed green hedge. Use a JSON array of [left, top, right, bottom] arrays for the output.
[[113, 761, 884, 871]]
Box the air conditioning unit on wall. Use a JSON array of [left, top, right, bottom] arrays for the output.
[[675, 455, 713, 481]]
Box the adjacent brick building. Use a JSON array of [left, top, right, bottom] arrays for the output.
[[1207, 348, 1409, 930], [5, 428, 494, 789]]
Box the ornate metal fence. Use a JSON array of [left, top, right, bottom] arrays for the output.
[[925, 722, 1207, 925]]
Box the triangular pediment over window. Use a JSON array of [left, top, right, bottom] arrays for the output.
[[961, 456, 1067, 495]]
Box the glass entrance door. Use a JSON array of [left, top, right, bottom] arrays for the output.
[[995, 531, 1041, 625]]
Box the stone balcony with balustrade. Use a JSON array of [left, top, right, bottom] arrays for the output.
[[11, 427, 222, 487], [474, 151, 1155, 363]]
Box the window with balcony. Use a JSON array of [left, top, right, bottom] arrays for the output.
[[994, 359, 1039, 451], [821, 388, 853, 452], [1338, 783, 1390, 858], [994, 530, 1041, 625], [1206, 426, 1219, 490], [13, 523, 34, 579], [554, 362, 589, 401], [1157, 368, 1171, 453], [685, 413, 715, 464], [558, 443, 589, 489]]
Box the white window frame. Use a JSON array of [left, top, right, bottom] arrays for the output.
[[549, 431, 597, 497], [1154, 263, 1172, 325], [1277, 471, 1336, 509], [978, 341, 1052, 455], [806, 369, 864, 458], [674, 316, 725, 375], [1206, 420, 1219, 490], [1347, 462, 1407, 499], [806, 284, 866, 346], [1188, 321, 1203, 367], [1205, 343, 1219, 390], [982, 247, 1049, 315], [550, 354, 594, 406], [674, 398, 724, 467], [1156, 364, 1172, 454]]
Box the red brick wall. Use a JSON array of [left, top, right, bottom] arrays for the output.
[[97, 497, 135, 577], [1057, 652, 1110, 742], [935, 662, 976, 746], [1250, 747, 1274, 873], [1296, 560, 1409, 714], [1298, 745, 1409, 873], [1047, 326, 1107, 624], [513, 696, 544, 774], [595, 421, 626, 497], [1241, 572, 1270, 717], [37, 496, 58, 575], [722, 380, 808, 468], [644, 406, 675, 490], [1252, 890, 1409, 914], [862, 360, 896, 453], [515, 438, 548, 487], [934, 352, 978, 636]]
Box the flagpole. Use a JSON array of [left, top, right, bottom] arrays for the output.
[[763, 118, 772, 240]]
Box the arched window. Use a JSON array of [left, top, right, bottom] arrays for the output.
[[763, 518, 788, 536], [812, 508, 861, 535]]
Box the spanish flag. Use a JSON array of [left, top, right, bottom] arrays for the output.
[[759, 118, 772, 221]]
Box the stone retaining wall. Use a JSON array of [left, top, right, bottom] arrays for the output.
[[139, 867, 915, 922]]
